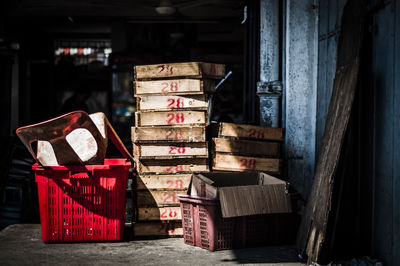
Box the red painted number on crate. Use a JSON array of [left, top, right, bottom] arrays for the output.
[[168, 146, 186, 155], [247, 129, 265, 139], [157, 64, 174, 75], [161, 81, 179, 93], [166, 179, 184, 189], [166, 113, 185, 124], [164, 165, 184, 173], [160, 208, 178, 219], [239, 158, 257, 170], [165, 129, 183, 140], [162, 192, 178, 204], [167, 98, 184, 109]]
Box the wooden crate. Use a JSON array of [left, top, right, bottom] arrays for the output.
[[134, 62, 225, 80], [210, 122, 285, 141], [137, 207, 182, 221], [137, 94, 208, 112], [212, 138, 281, 158], [212, 153, 281, 174], [136, 174, 191, 190], [133, 221, 183, 236], [134, 79, 215, 96], [131, 126, 206, 143], [133, 142, 208, 159], [137, 158, 209, 174], [135, 111, 207, 127], [136, 190, 186, 207]]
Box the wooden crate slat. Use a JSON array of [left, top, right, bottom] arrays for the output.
[[135, 111, 207, 127], [137, 158, 209, 174], [137, 190, 186, 207], [212, 122, 285, 141], [137, 94, 208, 112], [131, 126, 206, 143], [212, 153, 281, 174], [137, 207, 182, 221], [213, 138, 281, 158], [136, 174, 191, 190], [134, 62, 225, 80], [133, 142, 208, 159], [134, 79, 215, 96]]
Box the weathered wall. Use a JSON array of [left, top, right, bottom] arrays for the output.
[[284, 0, 318, 199], [368, 1, 400, 265], [316, 0, 347, 155]]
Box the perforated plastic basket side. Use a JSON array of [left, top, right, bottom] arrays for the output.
[[34, 159, 130, 242]]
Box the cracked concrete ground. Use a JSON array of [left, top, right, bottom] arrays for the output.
[[0, 224, 305, 265]]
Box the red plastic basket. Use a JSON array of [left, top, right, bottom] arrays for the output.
[[178, 194, 298, 251], [33, 159, 131, 242]]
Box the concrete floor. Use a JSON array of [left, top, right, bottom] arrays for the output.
[[0, 224, 305, 266]]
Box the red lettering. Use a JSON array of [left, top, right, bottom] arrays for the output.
[[170, 82, 178, 91], [166, 114, 175, 124], [160, 209, 168, 218], [239, 159, 257, 170], [176, 180, 183, 189], [168, 146, 176, 155], [175, 113, 185, 123], [167, 98, 175, 108], [161, 82, 169, 92]]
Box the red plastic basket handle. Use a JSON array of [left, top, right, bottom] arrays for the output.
[[16, 111, 107, 166]]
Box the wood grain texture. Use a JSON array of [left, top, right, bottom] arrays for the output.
[[134, 62, 225, 80], [137, 190, 186, 207], [211, 122, 284, 141], [212, 138, 281, 158], [133, 142, 208, 159], [134, 79, 215, 96], [132, 126, 206, 143], [133, 222, 183, 236], [212, 153, 281, 174], [296, 0, 365, 263], [135, 111, 207, 127], [137, 207, 182, 221], [137, 158, 209, 174], [137, 95, 208, 112], [136, 174, 191, 190]]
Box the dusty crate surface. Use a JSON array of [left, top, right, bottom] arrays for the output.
[[0, 224, 305, 266], [134, 79, 215, 96]]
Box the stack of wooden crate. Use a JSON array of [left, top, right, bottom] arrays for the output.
[[132, 62, 225, 236], [210, 122, 284, 175]]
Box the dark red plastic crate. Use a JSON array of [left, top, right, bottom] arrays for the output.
[[33, 159, 131, 242], [178, 194, 298, 251]]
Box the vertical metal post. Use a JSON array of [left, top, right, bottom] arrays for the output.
[[258, 0, 282, 127]]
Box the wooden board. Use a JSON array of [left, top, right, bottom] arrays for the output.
[[136, 174, 191, 190], [133, 142, 208, 159], [211, 122, 284, 141], [134, 62, 225, 80], [297, 0, 365, 263], [137, 158, 209, 174], [135, 111, 207, 127], [137, 190, 186, 207], [212, 153, 281, 174], [137, 207, 182, 221], [133, 222, 183, 236], [134, 79, 215, 96], [212, 138, 281, 158], [131, 126, 206, 143], [137, 95, 208, 112]]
